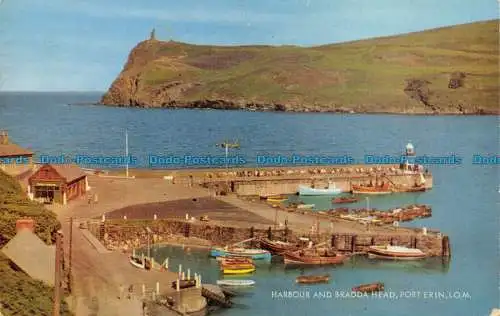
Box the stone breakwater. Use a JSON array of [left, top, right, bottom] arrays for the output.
[[88, 219, 450, 257]]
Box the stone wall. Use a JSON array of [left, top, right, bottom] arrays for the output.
[[88, 219, 449, 257]]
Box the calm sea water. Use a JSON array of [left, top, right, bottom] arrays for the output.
[[0, 92, 498, 316]]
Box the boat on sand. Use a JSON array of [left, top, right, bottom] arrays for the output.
[[296, 274, 330, 284], [368, 245, 426, 260]]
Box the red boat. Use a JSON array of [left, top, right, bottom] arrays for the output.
[[352, 282, 384, 293], [351, 183, 392, 195], [283, 250, 348, 265], [259, 238, 302, 254], [332, 196, 359, 204]]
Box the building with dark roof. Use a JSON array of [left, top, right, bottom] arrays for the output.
[[28, 164, 89, 204], [0, 131, 34, 176]]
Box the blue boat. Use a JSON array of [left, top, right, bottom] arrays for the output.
[[210, 247, 272, 260], [298, 183, 342, 196]]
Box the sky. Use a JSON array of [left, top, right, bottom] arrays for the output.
[[0, 0, 497, 91]]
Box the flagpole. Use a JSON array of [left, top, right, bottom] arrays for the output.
[[125, 130, 129, 179]]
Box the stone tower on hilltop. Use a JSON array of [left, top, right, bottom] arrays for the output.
[[150, 28, 156, 40]]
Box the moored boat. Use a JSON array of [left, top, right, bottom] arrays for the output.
[[296, 274, 330, 284], [129, 256, 152, 270], [283, 250, 348, 265], [351, 183, 392, 195], [352, 282, 384, 293], [217, 257, 253, 264], [211, 247, 271, 260], [217, 279, 255, 287], [267, 195, 288, 203], [367, 245, 426, 260], [332, 196, 359, 204], [259, 238, 302, 254], [220, 262, 255, 269], [221, 267, 256, 274], [299, 183, 342, 196]]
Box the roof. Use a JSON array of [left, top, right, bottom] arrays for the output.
[[0, 143, 33, 157], [51, 164, 86, 183], [1, 230, 55, 286], [30, 164, 86, 183]]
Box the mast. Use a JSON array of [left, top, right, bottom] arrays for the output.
[[125, 130, 129, 178]]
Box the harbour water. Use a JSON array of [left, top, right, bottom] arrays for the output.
[[0, 92, 498, 315]]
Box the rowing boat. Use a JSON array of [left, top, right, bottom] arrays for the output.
[[352, 282, 384, 293], [283, 250, 347, 265], [171, 280, 196, 289], [216, 279, 255, 286], [296, 274, 330, 284], [258, 238, 302, 254], [367, 245, 426, 260], [299, 183, 341, 196], [221, 267, 256, 274], [210, 247, 271, 260]]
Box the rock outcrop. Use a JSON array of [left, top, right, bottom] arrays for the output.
[[102, 20, 499, 115]]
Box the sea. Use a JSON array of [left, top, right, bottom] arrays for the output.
[[0, 92, 498, 316]]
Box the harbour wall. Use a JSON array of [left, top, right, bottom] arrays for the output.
[[231, 173, 433, 196], [88, 219, 449, 258]]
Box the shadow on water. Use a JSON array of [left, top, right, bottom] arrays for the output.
[[347, 255, 450, 274]]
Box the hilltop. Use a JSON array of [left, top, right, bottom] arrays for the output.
[[101, 20, 499, 114]]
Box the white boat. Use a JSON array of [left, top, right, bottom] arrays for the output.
[[297, 204, 315, 209], [217, 279, 255, 287], [368, 245, 426, 260], [299, 183, 341, 196]]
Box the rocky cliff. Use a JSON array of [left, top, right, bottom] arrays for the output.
[[102, 20, 499, 114]]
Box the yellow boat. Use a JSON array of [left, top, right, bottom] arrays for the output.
[[221, 267, 256, 275], [267, 198, 287, 203]]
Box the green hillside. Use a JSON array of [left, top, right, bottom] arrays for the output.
[[0, 170, 72, 316], [102, 20, 499, 114]]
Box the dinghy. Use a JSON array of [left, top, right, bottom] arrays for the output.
[[299, 183, 341, 196], [217, 279, 255, 287]]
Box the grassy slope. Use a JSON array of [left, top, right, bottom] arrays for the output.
[[110, 20, 498, 113], [0, 171, 72, 316]]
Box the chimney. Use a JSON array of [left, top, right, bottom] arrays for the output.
[[16, 218, 35, 233], [0, 130, 8, 145]]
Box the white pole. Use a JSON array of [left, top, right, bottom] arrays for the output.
[[178, 264, 182, 279], [198, 274, 202, 287], [142, 284, 146, 298], [194, 273, 198, 287], [187, 268, 190, 280], [176, 279, 180, 291], [366, 197, 370, 212], [125, 129, 129, 179], [156, 282, 159, 295], [181, 271, 185, 280], [165, 257, 169, 269]]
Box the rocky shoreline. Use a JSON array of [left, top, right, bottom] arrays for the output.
[[99, 99, 498, 115]]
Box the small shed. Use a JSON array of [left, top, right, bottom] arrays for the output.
[[28, 164, 88, 204]]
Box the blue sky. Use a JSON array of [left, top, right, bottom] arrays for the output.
[[0, 0, 497, 91]]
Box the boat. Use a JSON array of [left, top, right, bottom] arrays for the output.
[[217, 257, 253, 264], [299, 183, 342, 196], [217, 279, 255, 287], [267, 195, 288, 203], [283, 250, 348, 265], [221, 267, 256, 274], [296, 274, 330, 284], [351, 183, 393, 195], [405, 186, 426, 192], [171, 279, 196, 289], [258, 238, 302, 254], [352, 282, 385, 293], [210, 247, 271, 260], [367, 245, 426, 260], [220, 263, 255, 269], [129, 255, 151, 270], [332, 196, 358, 204], [297, 204, 315, 209]]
